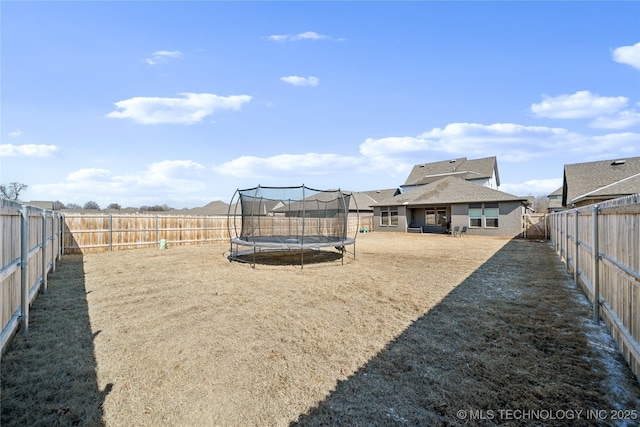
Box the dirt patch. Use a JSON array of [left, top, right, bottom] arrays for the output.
[[2, 233, 639, 426]]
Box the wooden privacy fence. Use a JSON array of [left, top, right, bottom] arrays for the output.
[[1, 199, 63, 354], [523, 213, 549, 240], [62, 213, 372, 254], [63, 213, 230, 253], [550, 194, 640, 381]]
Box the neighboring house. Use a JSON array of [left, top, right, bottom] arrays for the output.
[[269, 189, 370, 219], [102, 207, 142, 214], [401, 156, 499, 193], [562, 156, 640, 208], [187, 200, 234, 216], [27, 201, 55, 210], [372, 175, 530, 237], [547, 187, 564, 212]]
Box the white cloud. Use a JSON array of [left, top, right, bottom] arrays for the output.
[[106, 92, 252, 124], [9, 129, 22, 138], [360, 123, 577, 161], [589, 109, 640, 129], [267, 31, 330, 42], [612, 42, 640, 70], [215, 153, 362, 178], [590, 132, 640, 154], [142, 160, 206, 184], [531, 90, 628, 119], [280, 76, 319, 87], [0, 144, 59, 157], [34, 160, 207, 207], [67, 168, 112, 182], [145, 50, 183, 65], [500, 178, 563, 197]]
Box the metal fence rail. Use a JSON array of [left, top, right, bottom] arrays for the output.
[[1, 199, 63, 354], [550, 194, 640, 381]]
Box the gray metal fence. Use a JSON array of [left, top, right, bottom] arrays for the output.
[[550, 194, 640, 381], [1, 199, 63, 354]]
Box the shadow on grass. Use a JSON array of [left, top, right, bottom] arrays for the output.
[[292, 239, 640, 426], [231, 248, 344, 266], [1, 254, 111, 426]]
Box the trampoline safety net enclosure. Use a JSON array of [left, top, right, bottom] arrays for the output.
[[227, 185, 357, 267]]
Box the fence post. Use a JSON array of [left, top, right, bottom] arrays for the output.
[[41, 211, 48, 294], [61, 213, 66, 255], [51, 213, 56, 272], [574, 210, 579, 286], [545, 213, 548, 241], [20, 205, 29, 336], [109, 214, 113, 251], [564, 211, 569, 269], [592, 204, 600, 325]]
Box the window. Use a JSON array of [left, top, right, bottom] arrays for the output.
[[484, 204, 499, 228], [425, 208, 436, 225], [468, 203, 500, 228], [469, 204, 482, 227], [380, 207, 398, 227]]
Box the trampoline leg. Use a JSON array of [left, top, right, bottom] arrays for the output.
[[252, 245, 256, 269]]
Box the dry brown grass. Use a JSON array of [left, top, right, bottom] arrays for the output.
[[2, 233, 639, 426]]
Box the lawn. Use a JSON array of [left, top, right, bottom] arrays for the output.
[[2, 233, 639, 426]]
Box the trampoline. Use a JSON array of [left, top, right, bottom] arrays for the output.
[[227, 185, 358, 267]]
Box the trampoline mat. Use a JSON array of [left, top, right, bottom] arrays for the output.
[[231, 235, 355, 249]]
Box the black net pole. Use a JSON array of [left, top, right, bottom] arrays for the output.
[[301, 185, 305, 269]]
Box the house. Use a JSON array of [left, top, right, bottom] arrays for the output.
[[401, 156, 499, 193], [371, 155, 531, 237], [372, 176, 529, 237], [547, 187, 564, 212], [269, 189, 371, 219], [562, 156, 640, 208], [27, 201, 55, 210]]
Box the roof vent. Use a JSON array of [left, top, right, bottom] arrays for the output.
[[449, 159, 456, 163], [611, 160, 626, 165]]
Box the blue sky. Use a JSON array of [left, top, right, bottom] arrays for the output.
[[1, 1, 639, 209]]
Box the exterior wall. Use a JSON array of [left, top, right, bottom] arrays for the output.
[[372, 206, 408, 232], [451, 202, 524, 237], [450, 204, 470, 231], [498, 202, 525, 237], [467, 177, 495, 189], [377, 202, 524, 237]]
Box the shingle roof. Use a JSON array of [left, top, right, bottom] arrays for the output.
[[359, 188, 400, 204], [563, 156, 640, 206], [269, 190, 371, 213], [347, 191, 379, 211], [27, 201, 54, 210], [402, 156, 499, 187], [548, 187, 563, 197], [374, 176, 526, 207]]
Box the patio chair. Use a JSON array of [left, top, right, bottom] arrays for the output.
[[460, 226, 468, 237], [452, 226, 460, 237]]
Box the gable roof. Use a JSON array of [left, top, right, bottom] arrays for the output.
[[374, 176, 526, 207], [548, 187, 563, 197], [358, 188, 400, 206], [402, 156, 499, 187], [562, 156, 640, 206]]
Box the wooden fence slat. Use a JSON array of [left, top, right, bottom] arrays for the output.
[[1, 200, 62, 354], [62, 214, 373, 254], [550, 194, 640, 383]]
